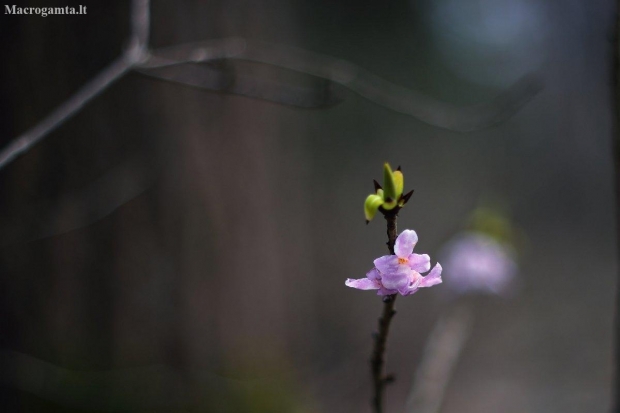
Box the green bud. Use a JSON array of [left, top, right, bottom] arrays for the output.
[[392, 170, 404, 199], [364, 194, 384, 222], [382, 163, 397, 201], [382, 197, 398, 211]]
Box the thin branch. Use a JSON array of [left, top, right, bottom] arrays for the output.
[[130, 0, 150, 55], [138, 37, 248, 69], [370, 210, 399, 413], [0, 4, 543, 172], [142, 38, 543, 132], [0, 55, 132, 170], [135, 62, 345, 109], [0, 0, 149, 172], [0, 158, 155, 247], [371, 295, 397, 413], [405, 303, 474, 413]]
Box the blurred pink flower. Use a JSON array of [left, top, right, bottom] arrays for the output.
[[441, 232, 517, 295], [346, 229, 442, 296]]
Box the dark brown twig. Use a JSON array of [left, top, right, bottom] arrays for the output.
[[370, 209, 399, 413]]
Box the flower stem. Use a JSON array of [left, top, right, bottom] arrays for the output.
[[370, 210, 399, 413], [385, 210, 398, 255]]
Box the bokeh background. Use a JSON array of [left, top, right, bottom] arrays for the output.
[[0, 0, 616, 412]]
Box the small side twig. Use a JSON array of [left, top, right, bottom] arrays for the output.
[[130, 0, 150, 55], [370, 210, 399, 413]]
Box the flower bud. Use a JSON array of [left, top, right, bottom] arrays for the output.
[[364, 194, 384, 223], [382, 163, 397, 201]]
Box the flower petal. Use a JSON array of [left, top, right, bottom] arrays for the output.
[[345, 278, 380, 290], [407, 253, 430, 273], [380, 266, 413, 290], [399, 271, 422, 295], [395, 230, 418, 258], [377, 287, 398, 296], [374, 255, 400, 274], [401, 286, 420, 296], [366, 267, 381, 280], [419, 263, 443, 288], [441, 233, 517, 295]]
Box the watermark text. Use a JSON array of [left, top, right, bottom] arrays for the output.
[[5, 5, 87, 17]]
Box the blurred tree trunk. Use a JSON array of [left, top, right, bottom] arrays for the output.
[[0, 0, 318, 410]]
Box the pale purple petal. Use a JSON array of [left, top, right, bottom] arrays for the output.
[[419, 263, 443, 288], [407, 253, 430, 273], [398, 284, 413, 295], [394, 230, 418, 258], [366, 267, 381, 280], [409, 271, 422, 287], [377, 286, 398, 296], [399, 271, 422, 295], [380, 266, 413, 290], [345, 278, 380, 290], [401, 286, 420, 296], [373, 255, 400, 274], [348, 228, 443, 297]]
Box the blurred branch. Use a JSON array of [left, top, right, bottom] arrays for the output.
[[136, 62, 345, 109], [404, 303, 474, 413], [138, 37, 248, 69], [0, 0, 151, 172], [141, 38, 543, 132], [0, 55, 132, 170], [0, 1, 543, 172], [130, 0, 150, 56], [0, 157, 155, 247]]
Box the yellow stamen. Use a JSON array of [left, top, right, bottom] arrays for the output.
[[398, 257, 408, 264]]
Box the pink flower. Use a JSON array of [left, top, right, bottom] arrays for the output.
[[441, 232, 517, 295], [346, 230, 442, 296]]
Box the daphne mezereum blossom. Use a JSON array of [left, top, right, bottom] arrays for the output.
[[441, 232, 517, 295], [346, 230, 442, 296]]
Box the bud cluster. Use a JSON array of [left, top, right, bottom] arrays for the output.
[[364, 163, 414, 223]]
